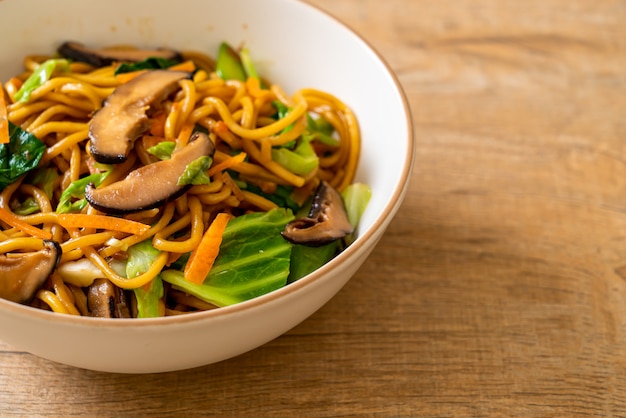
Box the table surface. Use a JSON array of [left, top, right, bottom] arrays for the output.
[[3, 0, 626, 416]]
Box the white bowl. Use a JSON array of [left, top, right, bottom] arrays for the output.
[[0, 0, 414, 373]]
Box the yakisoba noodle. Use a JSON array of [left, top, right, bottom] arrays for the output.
[[0, 44, 361, 317]]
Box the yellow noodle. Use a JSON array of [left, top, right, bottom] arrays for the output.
[[153, 197, 204, 253], [50, 272, 81, 316], [36, 290, 70, 314]]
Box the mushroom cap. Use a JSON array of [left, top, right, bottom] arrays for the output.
[[88, 70, 192, 164], [58, 41, 182, 67], [282, 181, 354, 246], [0, 240, 61, 304], [85, 131, 215, 214]]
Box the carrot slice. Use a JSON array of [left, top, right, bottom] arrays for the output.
[[206, 152, 247, 177], [176, 122, 195, 148], [149, 111, 167, 137], [115, 69, 148, 84], [0, 206, 52, 240], [0, 88, 9, 144], [56, 214, 150, 235], [184, 212, 232, 285], [168, 60, 196, 73], [115, 61, 195, 85]]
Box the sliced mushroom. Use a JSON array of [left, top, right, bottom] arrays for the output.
[[89, 70, 191, 164], [282, 181, 354, 246], [58, 41, 182, 67], [0, 240, 61, 304], [85, 131, 215, 214], [87, 278, 131, 318]]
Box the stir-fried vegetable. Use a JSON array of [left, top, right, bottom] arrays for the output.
[[126, 240, 164, 318], [0, 123, 46, 191], [162, 208, 294, 306], [14, 59, 70, 103]]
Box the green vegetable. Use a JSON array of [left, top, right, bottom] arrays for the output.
[[126, 240, 164, 318], [147, 141, 176, 160], [0, 122, 46, 191], [177, 156, 212, 186], [14, 59, 70, 103], [12, 196, 40, 216], [341, 182, 372, 245], [342, 183, 372, 228], [162, 208, 295, 306], [271, 137, 319, 176], [303, 114, 339, 147], [240, 47, 259, 80], [288, 241, 338, 283], [272, 101, 295, 138], [57, 170, 110, 213], [215, 42, 247, 81], [27, 167, 59, 200], [114, 57, 179, 75]]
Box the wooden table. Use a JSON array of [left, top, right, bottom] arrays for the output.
[[3, 0, 626, 416]]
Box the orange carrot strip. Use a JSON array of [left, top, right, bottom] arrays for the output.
[[0, 206, 52, 240], [56, 214, 150, 235], [245, 77, 269, 99], [168, 60, 196, 73], [0, 89, 9, 144], [184, 212, 232, 285], [115, 69, 148, 84], [176, 122, 195, 148], [115, 61, 194, 85], [206, 152, 247, 177], [149, 111, 167, 137]]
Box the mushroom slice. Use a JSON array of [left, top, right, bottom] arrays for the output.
[[87, 278, 131, 318], [85, 131, 215, 214], [58, 41, 182, 67], [0, 240, 62, 304], [282, 181, 354, 246], [89, 70, 191, 164]]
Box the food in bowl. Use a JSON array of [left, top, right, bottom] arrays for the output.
[[0, 0, 413, 373], [0, 41, 371, 318]]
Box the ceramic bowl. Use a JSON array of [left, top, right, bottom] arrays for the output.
[[0, 0, 414, 373]]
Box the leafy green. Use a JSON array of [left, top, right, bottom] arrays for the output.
[[57, 170, 111, 213], [147, 141, 176, 160], [272, 137, 319, 176], [240, 47, 259, 81], [126, 240, 164, 318], [271, 101, 295, 139], [114, 57, 180, 75], [26, 167, 59, 200], [12, 196, 40, 215], [0, 122, 46, 191], [341, 183, 372, 245], [162, 208, 295, 306], [303, 114, 339, 147], [215, 42, 247, 81], [288, 241, 338, 283], [342, 183, 372, 228], [177, 156, 212, 186], [15, 59, 70, 103]]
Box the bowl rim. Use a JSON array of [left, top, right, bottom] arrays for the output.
[[0, 0, 415, 328]]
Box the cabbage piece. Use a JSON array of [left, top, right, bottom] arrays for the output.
[[162, 208, 295, 307], [126, 239, 164, 318], [14, 59, 70, 103]]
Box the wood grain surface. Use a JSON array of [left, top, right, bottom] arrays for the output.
[[3, 0, 626, 416]]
